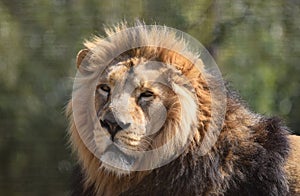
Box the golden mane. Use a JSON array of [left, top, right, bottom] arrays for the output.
[[67, 22, 215, 195]]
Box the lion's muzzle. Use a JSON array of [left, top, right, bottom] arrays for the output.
[[100, 110, 131, 140]]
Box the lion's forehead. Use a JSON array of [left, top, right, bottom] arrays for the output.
[[105, 64, 129, 85], [102, 61, 172, 88]]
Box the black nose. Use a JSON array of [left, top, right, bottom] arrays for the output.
[[100, 111, 131, 140]]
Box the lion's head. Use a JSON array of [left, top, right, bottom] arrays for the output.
[[93, 57, 201, 172], [67, 22, 226, 195]]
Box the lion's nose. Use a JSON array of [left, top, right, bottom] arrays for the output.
[[100, 111, 131, 140]]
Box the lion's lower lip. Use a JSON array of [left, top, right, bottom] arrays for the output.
[[105, 144, 135, 165]]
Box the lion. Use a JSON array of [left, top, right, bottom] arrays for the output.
[[66, 22, 300, 195]]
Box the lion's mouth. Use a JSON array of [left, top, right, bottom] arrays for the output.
[[101, 144, 136, 169]]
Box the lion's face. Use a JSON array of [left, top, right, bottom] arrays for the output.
[[93, 57, 197, 173]]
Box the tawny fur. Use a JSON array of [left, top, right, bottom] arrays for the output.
[[67, 22, 300, 196]]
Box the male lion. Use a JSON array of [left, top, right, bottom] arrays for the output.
[[67, 22, 300, 195]]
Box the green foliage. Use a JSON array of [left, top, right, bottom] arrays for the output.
[[0, 0, 299, 195]]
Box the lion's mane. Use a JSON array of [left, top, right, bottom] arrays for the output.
[[67, 22, 300, 196]]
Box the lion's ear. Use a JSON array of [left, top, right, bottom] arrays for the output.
[[76, 49, 90, 69]]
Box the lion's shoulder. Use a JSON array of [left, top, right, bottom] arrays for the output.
[[286, 135, 300, 195]]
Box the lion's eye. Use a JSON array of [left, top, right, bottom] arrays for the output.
[[97, 84, 110, 96], [139, 91, 154, 101]]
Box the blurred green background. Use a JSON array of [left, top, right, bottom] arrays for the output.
[[0, 0, 299, 195]]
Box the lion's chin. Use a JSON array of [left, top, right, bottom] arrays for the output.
[[100, 144, 136, 174]]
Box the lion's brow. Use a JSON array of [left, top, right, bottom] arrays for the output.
[[107, 64, 129, 84]]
